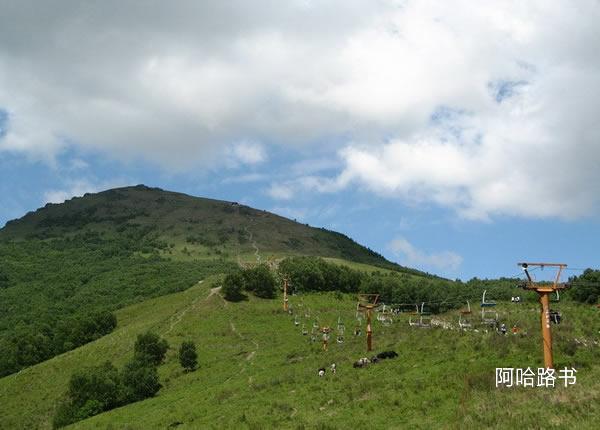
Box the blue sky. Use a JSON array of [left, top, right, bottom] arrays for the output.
[[1, 1, 599, 280], [1, 142, 597, 281]]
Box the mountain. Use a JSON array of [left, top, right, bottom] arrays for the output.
[[0, 185, 434, 378], [0, 184, 415, 272], [1, 186, 598, 429]]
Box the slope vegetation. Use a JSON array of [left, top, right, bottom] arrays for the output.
[[0, 276, 598, 429]]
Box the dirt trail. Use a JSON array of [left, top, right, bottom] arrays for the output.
[[229, 321, 259, 361], [163, 281, 207, 335], [244, 224, 261, 263]]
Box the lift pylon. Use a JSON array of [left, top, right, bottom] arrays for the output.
[[282, 276, 289, 312], [518, 262, 570, 369], [357, 294, 380, 352]]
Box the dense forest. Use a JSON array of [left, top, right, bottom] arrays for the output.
[[0, 227, 235, 377]]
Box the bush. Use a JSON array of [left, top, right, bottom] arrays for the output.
[[53, 362, 121, 428], [120, 358, 162, 402], [222, 272, 246, 301], [179, 341, 198, 371], [243, 265, 277, 299], [67, 361, 121, 410], [134, 332, 169, 365]]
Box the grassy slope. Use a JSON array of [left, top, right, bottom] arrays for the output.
[[1, 274, 598, 430]]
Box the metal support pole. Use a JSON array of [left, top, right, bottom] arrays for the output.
[[539, 292, 554, 369], [283, 278, 288, 312], [366, 309, 373, 352]]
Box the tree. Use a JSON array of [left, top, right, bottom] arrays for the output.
[[67, 361, 121, 410], [178, 341, 198, 372], [120, 358, 161, 402], [133, 332, 169, 365], [53, 361, 122, 427], [221, 272, 246, 301], [570, 269, 600, 304], [243, 264, 277, 299]]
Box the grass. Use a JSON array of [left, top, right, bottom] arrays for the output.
[[1, 276, 598, 429]]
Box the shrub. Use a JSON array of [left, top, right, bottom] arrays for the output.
[[53, 361, 121, 428], [179, 341, 198, 372], [222, 272, 246, 301], [120, 358, 162, 402], [134, 332, 169, 365], [243, 265, 277, 299]]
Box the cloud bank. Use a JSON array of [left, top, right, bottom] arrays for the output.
[[389, 237, 463, 272], [1, 0, 599, 218]]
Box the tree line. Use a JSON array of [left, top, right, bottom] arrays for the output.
[[0, 311, 117, 377]]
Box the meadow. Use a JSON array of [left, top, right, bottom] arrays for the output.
[[1, 274, 598, 429]]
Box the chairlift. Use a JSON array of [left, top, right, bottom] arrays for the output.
[[408, 304, 420, 327], [553, 290, 560, 303], [301, 323, 308, 335], [355, 303, 364, 322], [480, 290, 498, 325], [481, 290, 496, 307], [419, 302, 432, 328], [378, 304, 393, 326], [337, 317, 345, 343], [294, 315, 300, 326], [550, 310, 562, 324], [409, 303, 431, 328], [458, 301, 472, 329]]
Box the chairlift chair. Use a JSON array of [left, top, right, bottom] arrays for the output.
[[301, 323, 308, 335], [481, 290, 498, 325], [337, 317, 345, 344], [458, 301, 472, 329], [408, 304, 421, 327], [294, 315, 300, 326], [379, 304, 393, 326], [419, 302, 432, 328]]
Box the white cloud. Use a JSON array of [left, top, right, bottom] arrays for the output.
[[227, 141, 267, 166], [1, 1, 599, 218], [267, 183, 294, 200], [388, 237, 463, 272]]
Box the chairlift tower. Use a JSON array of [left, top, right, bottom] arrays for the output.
[[357, 294, 380, 352], [283, 276, 290, 312], [518, 262, 570, 369]]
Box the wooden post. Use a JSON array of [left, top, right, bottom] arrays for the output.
[[539, 292, 553, 368], [518, 263, 570, 370], [366, 308, 373, 352], [357, 294, 379, 353]]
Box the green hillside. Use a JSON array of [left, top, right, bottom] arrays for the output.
[[1, 185, 436, 378], [1, 185, 598, 429], [0, 276, 598, 429]]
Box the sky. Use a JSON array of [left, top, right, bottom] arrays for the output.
[[1, 0, 599, 280]]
